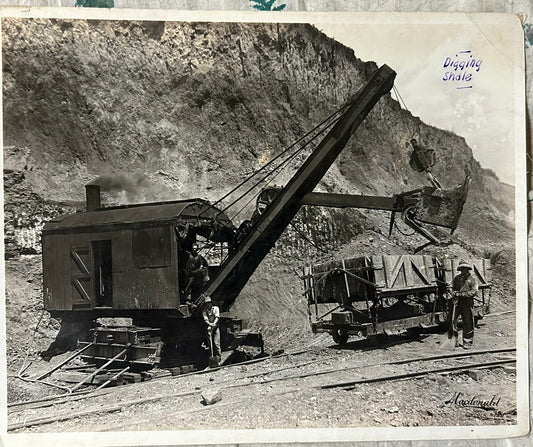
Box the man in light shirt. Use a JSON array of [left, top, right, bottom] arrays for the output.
[[202, 296, 221, 365]]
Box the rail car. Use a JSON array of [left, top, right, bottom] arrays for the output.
[[304, 254, 491, 344]]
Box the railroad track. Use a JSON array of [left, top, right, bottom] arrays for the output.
[[4, 332, 477, 412], [92, 348, 519, 432], [7, 346, 328, 412], [6, 329, 453, 411], [8, 346, 516, 432], [9, 311, 515, 412]]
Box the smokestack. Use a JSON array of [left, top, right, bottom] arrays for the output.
[[85, 184, 101, 211]]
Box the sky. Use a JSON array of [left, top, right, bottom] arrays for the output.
[[316, 17, 522, 186]]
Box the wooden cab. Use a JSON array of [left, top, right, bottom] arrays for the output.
[[42, 198, 235, 318]]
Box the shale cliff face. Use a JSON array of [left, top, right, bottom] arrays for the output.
[[3, 19, 514, 325]]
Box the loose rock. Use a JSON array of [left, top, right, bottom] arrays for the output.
[[201, 388, 222, 405]]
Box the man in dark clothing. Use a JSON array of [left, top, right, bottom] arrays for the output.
[[451, 260, 479, 349], [184, 243, 209, 302]]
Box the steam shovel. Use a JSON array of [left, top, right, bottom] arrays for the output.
[[439, 300, 458, 350]]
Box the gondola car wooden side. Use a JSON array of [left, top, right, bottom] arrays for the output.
[[305, 254, 489, 343]]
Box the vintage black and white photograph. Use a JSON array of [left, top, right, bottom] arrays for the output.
[[1, 9, 528, 444]]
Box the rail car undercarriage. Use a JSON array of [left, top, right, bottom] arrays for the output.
[[42, 311, 264, 371]]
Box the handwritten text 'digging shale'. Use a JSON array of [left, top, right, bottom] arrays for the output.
[[442, 51, 483, 89]]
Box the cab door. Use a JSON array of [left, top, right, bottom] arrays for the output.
[[70, 245, 95, 309]]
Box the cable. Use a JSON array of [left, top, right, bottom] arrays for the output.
[[225, 145, 306, 219], [229, 138, 311, 220], [230, 189, 262, 222], [17, 308, 45, 377], [202, 101, 351, 218], [223, 106, 347, 215], [392, 85, 401, 105], [227, 109, 346, 220], [393, 84, 409, 112], [289, 222, 328, 254], [202, 102, 349, 216]]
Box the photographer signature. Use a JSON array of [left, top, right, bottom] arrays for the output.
[[445, 392, 501, 409]]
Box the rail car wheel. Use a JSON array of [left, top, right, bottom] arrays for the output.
[[331, 330, 349, 345]]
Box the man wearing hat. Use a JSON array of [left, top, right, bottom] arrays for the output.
[[184, 243, 209, 302], [202, 296, 221, 365], [451, 260, 479, 349]]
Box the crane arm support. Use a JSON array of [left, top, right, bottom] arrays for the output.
[[300, 192, 397, 210], [199, 65, 396, 311]]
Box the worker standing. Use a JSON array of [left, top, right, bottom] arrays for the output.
[[202, 296, 221, 366], [451, 260, 479, 349], [184, 242, 209, 302]]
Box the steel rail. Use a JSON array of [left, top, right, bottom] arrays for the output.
[[227, 348, 516, 387], [34, 342, 95, 381], [8, 389, 113, 413], [100, 387, 304, 432], [95, 366, 131, 390], [69, 347, 129, 393], [8, 388, 202, 431], [144, 346, 316, 380], [121, 354, 518, 429], [320, 358, 516, 390], [482, 311, 514, 318], [7, 354, 310, 415], [97, 354, 518, 431], [6, 348, 315, 412]]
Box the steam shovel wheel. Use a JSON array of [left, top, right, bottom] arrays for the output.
[[331, 330, 349, 345]]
